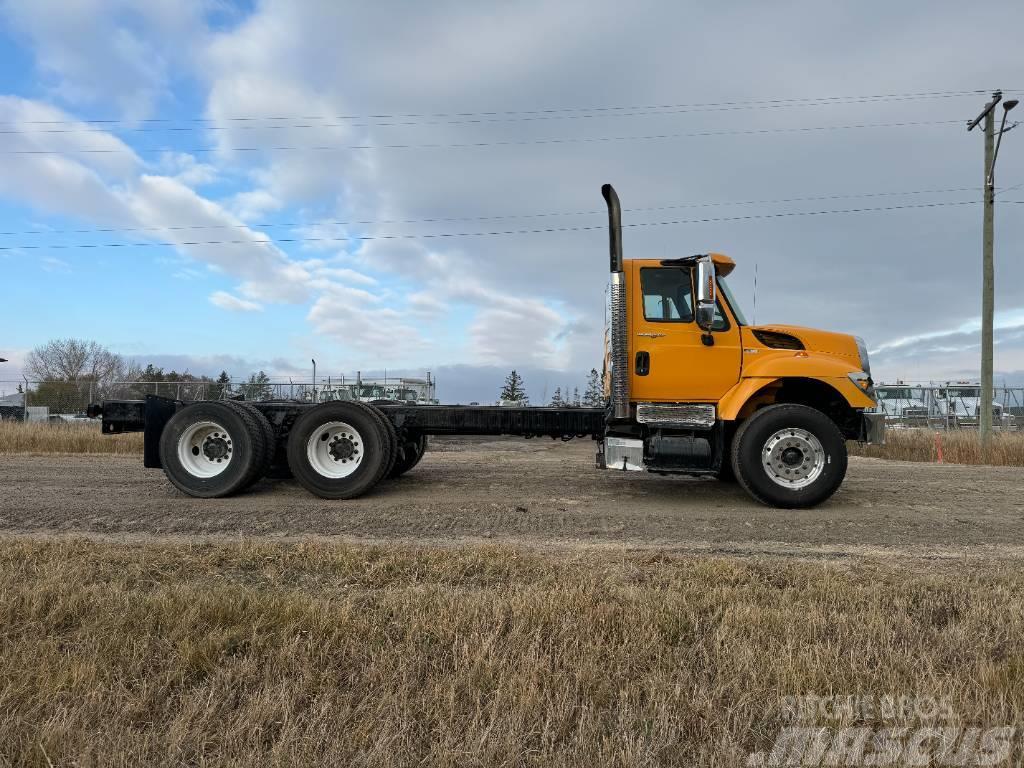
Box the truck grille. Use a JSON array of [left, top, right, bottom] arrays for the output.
[[636, 402, 716, 429]]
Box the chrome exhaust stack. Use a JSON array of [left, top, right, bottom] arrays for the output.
[[602, 184, 630, 420]]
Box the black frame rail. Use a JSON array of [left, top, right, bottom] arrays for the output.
[[91, 396, 607, 468]]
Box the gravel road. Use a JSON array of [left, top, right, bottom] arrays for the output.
[[4, 438, 1024, 560]]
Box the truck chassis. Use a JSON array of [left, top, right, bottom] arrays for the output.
[[90, 394, 734, 501], [91, 183, 883, 508]]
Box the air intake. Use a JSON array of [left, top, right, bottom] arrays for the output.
[[752, 330, 805, 350]]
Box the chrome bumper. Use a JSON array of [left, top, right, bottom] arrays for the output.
[[861, 412, 885, 445]]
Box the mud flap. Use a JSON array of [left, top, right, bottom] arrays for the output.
[[143, 395, 181, 469]]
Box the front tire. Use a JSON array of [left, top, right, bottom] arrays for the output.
[[730, 404, 847, 508]]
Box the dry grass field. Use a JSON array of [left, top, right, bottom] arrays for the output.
[[0, 421, 142, 455], [0, 538, 1022, 767], [848, 427, 1024, 466]]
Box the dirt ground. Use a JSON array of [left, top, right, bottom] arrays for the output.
[[4, 437, 1024, 561]]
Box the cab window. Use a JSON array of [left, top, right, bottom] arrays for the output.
[[641, 268, 693, 322], [640, 267, 730, 330]]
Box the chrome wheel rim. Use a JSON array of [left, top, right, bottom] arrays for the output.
[[177, 420, 233, 478], [306, 421, 364, 479], [761, 427, 826, 489]]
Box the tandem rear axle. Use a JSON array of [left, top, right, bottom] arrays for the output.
[[91, 395, 608, 500]]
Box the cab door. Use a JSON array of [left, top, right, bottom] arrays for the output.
[[629, 261, 742, 402]]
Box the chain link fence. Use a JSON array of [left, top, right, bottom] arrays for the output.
[[872, 385, 1023, 430], [0, 377, 438, 421]]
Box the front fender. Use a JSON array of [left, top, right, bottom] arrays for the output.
[[742, 350, 861, 380], [718, 353, 875, 420]]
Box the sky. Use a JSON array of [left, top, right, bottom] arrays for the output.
[[0, 0, 1022, 402]]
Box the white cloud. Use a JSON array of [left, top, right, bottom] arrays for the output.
[[2, 0, 209, 121], [39, 256, 71, 273], [0, 97, 141, 226], [872, 308, 1024, 355], [307, 283, 425, 358], [228, 189, 282, 222], [125, 174, 312, 304], [307, 266, 378, 286], [408, 292, 446, 318], [209, 291, 262, 312], [158, 152, 218, 188]]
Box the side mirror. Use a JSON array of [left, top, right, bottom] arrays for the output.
[[695, 255, 716, 331]]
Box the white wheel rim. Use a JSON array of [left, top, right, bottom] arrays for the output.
[[761, 427, 826, 490], [177, 420, 234, 478], [306, 421, 364, 479]]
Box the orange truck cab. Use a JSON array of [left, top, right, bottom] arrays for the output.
[[599, 184, 883, 508]]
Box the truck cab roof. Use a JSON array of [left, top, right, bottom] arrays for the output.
[[646, 252, 736, 277]]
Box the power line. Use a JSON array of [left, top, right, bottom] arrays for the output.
[[0, 199, 988, 251], [2, 89, 992, 129], [4, 119, 965, 155], [0, 185, 983, 237], [0, 91, 993, 135]]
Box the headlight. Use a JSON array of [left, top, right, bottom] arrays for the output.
[[854, 336, 871, 376], [848, 371, 876, 403]]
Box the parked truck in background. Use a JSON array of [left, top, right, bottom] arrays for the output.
[[931, 382, 1012, 429], [91, 184, 883, 508]]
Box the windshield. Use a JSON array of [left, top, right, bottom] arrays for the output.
[[718, 276, 747, 326], [880, 388, 915, 400], [949, 388, 980, 398]]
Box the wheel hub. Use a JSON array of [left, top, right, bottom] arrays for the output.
[[761, 428, 826, 489], [177, 421, 233, 478], [307, 422, 364, 479], [780, 446, 803, 467], [328, 436, 356, 462], [202, 435, 231, 461]]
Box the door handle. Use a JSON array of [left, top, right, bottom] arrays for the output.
[[635, 351, 650, 376], [636, 332, 665, 338]]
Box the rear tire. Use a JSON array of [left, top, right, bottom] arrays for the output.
[[364, 404, 399, 481], [232, 401, 275, 485], [730, 404, 847, 508], [286, 402, 390, 499], [388, 434, 427, 478], [159, 401, 261, 498]]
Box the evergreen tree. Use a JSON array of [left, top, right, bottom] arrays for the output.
[[572, 387, 581, 407], [549, 387, 563, 407], [500, 370, 527, 403], [583, 368, 604, 407], [140, 364, 164, 382], [210, 370, 232, 400], [241, 370, 272, 401]]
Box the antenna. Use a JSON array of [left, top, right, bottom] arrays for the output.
[[752, 262, 759, 325]]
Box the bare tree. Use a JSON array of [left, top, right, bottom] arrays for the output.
[[25, 339, 124, 384]]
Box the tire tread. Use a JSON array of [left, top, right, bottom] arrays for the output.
[[730, 403, 847, 508]]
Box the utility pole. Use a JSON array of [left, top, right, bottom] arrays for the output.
[[967, 91, 1018, 454]]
